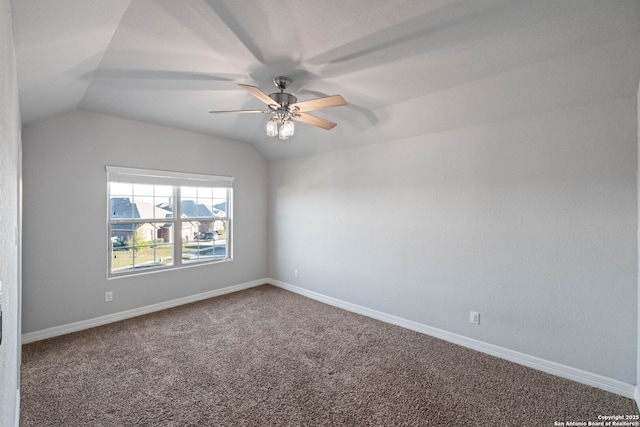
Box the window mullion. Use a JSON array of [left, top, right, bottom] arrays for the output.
[[174, 186, 182, 267]]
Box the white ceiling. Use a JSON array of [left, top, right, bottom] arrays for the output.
[[11, 0, 640, 160]]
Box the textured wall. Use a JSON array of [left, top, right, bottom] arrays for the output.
[[21, 110, 268, 333], [0, 0, 21, 425], [269, 36, 640, 384]]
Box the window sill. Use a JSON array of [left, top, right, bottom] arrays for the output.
[[107, 257, 233, 280]]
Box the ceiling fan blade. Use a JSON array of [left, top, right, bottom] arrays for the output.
[[239, 84, 280, 107], [289, 95, 346, 113], [209, 109, 270, 114], [292, 112, 337, 130]]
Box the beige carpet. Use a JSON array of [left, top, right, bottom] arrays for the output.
[[21, 285, 638, 426]]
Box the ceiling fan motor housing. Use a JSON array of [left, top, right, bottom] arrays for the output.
[[269, 92, 297, 107]]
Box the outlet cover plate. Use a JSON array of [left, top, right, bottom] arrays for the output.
[[470, 311, 480, 325]]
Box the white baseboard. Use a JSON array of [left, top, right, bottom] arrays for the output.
[[20, 278, 637, 403], [21, 279, 266, 344], [268, 279, 637, 401]]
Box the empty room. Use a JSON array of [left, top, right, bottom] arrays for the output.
[[2, 0, 640, 425]]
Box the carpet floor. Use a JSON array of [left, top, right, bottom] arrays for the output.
[[21, 285, 638, 426]]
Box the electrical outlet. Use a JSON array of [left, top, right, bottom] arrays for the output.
[[294, 269, 299, 278], [105, 291, 113, 302], [470, 311, 480, 325]]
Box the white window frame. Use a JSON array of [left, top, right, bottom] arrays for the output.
[[106, 166, 233, 278]]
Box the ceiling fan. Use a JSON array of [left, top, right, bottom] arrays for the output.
[[209, 77, 347, 140]]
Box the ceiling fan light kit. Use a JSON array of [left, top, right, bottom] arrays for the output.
[[266, 116, 294, 140], [210, 76, 346, 140]]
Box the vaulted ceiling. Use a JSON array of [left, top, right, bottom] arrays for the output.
[[11, 0, 640, 159]]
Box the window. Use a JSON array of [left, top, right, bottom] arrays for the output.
[[107, 166, 233, 277]]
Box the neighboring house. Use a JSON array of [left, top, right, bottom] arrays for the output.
[[212, 202, 227, 232], [110, 198, 175, 244], [180, 200, 212, 217], [110, 198, 228, 245], [162, 200, 228, 237]]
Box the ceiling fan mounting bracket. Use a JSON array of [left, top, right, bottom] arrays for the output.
[[273, 76, 291, 90]]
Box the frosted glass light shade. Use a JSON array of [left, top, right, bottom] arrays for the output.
[[280, 120, 294, 139], [266, 119, 279, 137]]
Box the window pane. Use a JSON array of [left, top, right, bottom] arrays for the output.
[[212, 188, 227, 199], [110, 197, 134, 219], [212, 219, 228, 259], [133, 223, 155, 245], [155, 185, 172, 198], [133, 183, 154, 196], [181, 196, 198, 218], [112, 246, 133, 273], [134, 196, 155, 219], [111, 222, 173, 273], [110, 182, 132, 197], [155, 243, 174, 267], [127, 222, 175, 271], [181, 186, 227, 218], [111, 224, 134, 244], [155, 185, 173, 218], [182, 220, 228, 263], [198, 187, 212, 198], [181, 222, 197, 242], [157, 222, 173, 245], [133, 244, 156, 270], [197, 199, 214, 218], [181, 219, 201, 263], [182, 241, 199, 263], [156, 206, 172, 220], [212, 197, 227, 216], [156, 206, 173, 219], [111, 227, 133, 273], [110, 182, 174, 221], [182, 186, 197, 198]]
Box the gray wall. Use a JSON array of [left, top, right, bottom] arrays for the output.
[[269, 37, 640, 384], [0, 0, 21, 425], [21, 110, 268, 334]]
